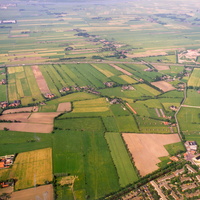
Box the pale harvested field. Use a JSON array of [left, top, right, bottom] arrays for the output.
[[0, 123, 53, 133], [31, 65, 51, 94], [3, 106, 38, 114], [122, 133, 180, 176], [151, 81, 176, 92], [28, 112, 61, 124], [10, 184, 54, 200], [109, 64, 132, 76], [0, 112, 60, 133], [57, 102, 72, 112], [0, 113, 30, 122], [153, 65, 170, 71]]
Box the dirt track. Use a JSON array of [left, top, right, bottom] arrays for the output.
[[122, 133, 180, 176]]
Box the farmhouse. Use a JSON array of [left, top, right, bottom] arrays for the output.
[[109, 98, 121, 104], [9, 100, 21, 107], [122, 85, 135, 90], [104, 82, 114, 87], [170, 105, 178, 111], [0, 101, 8, 108], [44, 93, 55, 99], [0, 79, 6, 85], [0, 154, 15, 168], [59, 87, 70, 93]]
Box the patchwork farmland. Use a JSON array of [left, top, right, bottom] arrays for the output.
[[1, 0, 200, 199]]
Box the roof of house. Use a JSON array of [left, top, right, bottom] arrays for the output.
[[0, 162, 4, 168]]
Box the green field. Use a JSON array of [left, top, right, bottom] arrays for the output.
[[184, 89, 200, 106], [105, 132, 138, 187], [164, 142, 186, 155], [1, 0, 200, 199], [52, 130, 120, 200], [188, 68, 200, 87], [178, 107, 200, 135], [55, 117, 105, 131]]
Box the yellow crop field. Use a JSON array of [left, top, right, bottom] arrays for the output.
[[73, 106, 109, 113], [119, 75, 137, 84], [10, 148, 53, 190], [92, 64, 114, 77], [73, 98, 109, 107], [8, 67, 16, 74], [15, 66, 24, 73], [188, 68, 200, 87]]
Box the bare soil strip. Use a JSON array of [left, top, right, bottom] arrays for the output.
[[155, 108, 161, 117], [27, 112, 61, 124], [153, 65, 170, 71], [57, 102, 72, 112], [151, 81, 176, 92], [3, 106, 38, 114], [0, 113, 30, 122], [109, 64, 132, 76], [31, 65, 51, 94], [160, 108, 166, 118], [122, 133, 180, 176], [0, 112, 61, 133], [10, 184, 54, 200], [126, 103, 137, 114], [0, 123, 53, 133]]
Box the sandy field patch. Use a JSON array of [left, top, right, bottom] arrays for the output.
[[151, 81, 176, 92], [0, 113, 30, 122], [109, 64, 132, 76], [3, 106, 38, 114], [123, 133, 180, 176], [57, 102, 72, 112], [0, 122, 53, 133], [28, 112, 61, 124], [10, 184, 54, 200], [153, 64, 170, 71], [31, 65, 51, 94]]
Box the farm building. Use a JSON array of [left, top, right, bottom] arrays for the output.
[[59, 87, 70, 93], [0, 101, 8, 108], [0, 154, 15, 168], [185, 141, 198, 151], [9, 100, 21, 107], [104, 82, 114, 87], [0, 79, 6, 85], [44, 93, 55, 99]]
